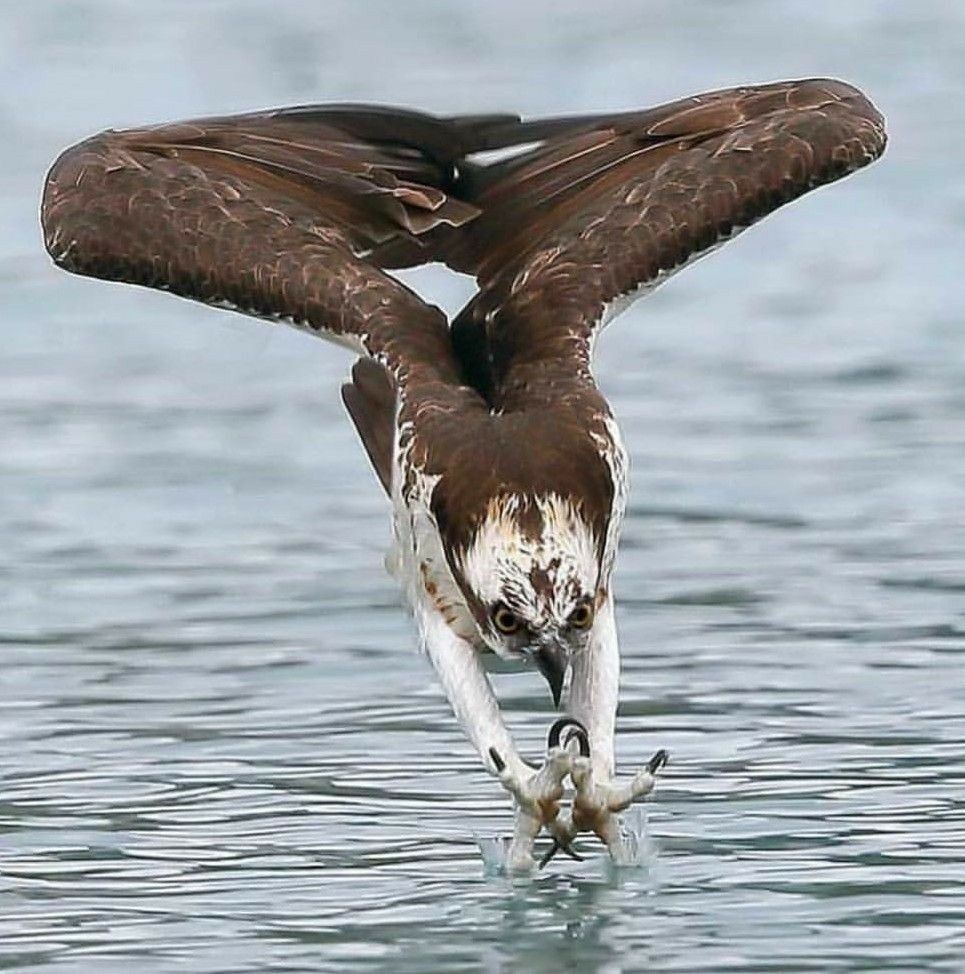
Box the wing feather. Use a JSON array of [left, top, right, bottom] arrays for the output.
[[40, 106, 485, 387], [41, 80, 886, 410], [445, 78, 886, 405]]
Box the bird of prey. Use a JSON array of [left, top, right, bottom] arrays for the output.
[[42, 78, 886, 870]]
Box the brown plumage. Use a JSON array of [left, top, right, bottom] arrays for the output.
[[41, 82, 887, 829], [41, 79, 886, 558]]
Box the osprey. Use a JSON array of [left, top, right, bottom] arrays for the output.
[[41, 78, 885, 870]]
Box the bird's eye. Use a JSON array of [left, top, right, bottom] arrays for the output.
[[491, 604, 521, 635], [569, 600, 594, 630]]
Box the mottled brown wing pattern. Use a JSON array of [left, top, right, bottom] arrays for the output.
[[446, 79, 887, 404], [40, 108, 482, 388], [40, 82, 886, 500]]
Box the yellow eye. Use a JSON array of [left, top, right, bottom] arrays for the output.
[[569, 600, 594, 630], [491, 604, 521, 635]]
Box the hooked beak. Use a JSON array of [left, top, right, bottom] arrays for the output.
[[534, 645, 568, 708]]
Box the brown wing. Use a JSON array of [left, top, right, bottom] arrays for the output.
[[39, 103, 520, 388], [444, 78, 887, 405]]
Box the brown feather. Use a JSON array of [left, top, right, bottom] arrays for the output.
[[41, 80, 886, 525], [341, 359, 397, 493], [40, 114, 471, 392], [444, 78, 886, 409]]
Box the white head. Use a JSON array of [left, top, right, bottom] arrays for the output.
[[453, 492, 603, 704]]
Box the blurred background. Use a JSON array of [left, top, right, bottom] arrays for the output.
[[2, 2, 963, 972]]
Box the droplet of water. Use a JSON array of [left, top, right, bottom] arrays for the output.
[[475, 833, 511, 876], [609, 806, 657, 869], [475, 806, 658, 877]]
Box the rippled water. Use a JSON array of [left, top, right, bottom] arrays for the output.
[[3, 2, 965, 971]]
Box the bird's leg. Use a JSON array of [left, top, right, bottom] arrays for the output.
[[491, 717, 592, 868], [488, 736, 574, 870], [566, 747, 668, 860], [417, 604, 570, 870], [568, 593, 621, 781], [553, 594, 669, 863]]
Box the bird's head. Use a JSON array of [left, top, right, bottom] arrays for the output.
[[452, 493, 603, 706]]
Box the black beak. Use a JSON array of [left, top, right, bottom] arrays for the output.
[[535, 645, 568, 708]]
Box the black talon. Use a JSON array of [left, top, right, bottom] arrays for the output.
[[547, 716, 590, 755], [647, 748, 669, 774], [563, 727, 590, 758], [560, 841, 585, 863], [538, 838, 585, 869], [538, 841, 558, 869], [564, 725, 590, 758], [489, 747, 506, 774]]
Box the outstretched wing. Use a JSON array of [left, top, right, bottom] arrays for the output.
[[444, 79, 887, 403], [40, 103, 516, 389]]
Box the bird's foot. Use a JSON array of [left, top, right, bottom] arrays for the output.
[[489, 718, 589, 872], [541, 748, 669, 868]]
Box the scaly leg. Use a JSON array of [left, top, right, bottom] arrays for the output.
[[556, 593, 669, 862], [416, 603, 572, 870]]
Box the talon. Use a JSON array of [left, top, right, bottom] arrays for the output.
[[538, 840, 559, 870], [564, 725, 590, 757], [497, 738, 571, 837], [560, 842, 584, 863], [538, 837, 585, 869], [647, 748, 669, 774], [547, 716, 590, 754]]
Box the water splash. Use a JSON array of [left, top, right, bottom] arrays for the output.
[[475, 806, 658, 876], [476, 834, 513, 876], [608, 806, 657, 869]]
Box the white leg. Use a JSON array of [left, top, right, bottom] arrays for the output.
[[417, 602, 528, 780], [568, 593, 620, 780], [416, 602, 574, 869], [562, 593, 668, 862]]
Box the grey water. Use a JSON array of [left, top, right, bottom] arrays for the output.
[[3, 1, 964, 971]]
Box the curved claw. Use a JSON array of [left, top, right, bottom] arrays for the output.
[[490, 730, 666, 870], [538, 836, 585, 869], [490, 739, 577, 871], [648, 748, 669, 775], [564, 746, 670, 860], [546, 716, 590, 757]]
